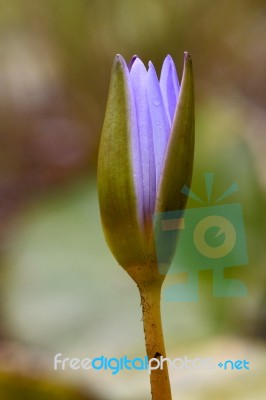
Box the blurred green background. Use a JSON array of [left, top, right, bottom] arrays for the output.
[[0, 0, 265, 399]]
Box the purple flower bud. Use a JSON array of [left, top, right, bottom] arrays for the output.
[[98, 53, 194, 271]]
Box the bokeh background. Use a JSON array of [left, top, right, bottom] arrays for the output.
[[0, 0, 265, 399]]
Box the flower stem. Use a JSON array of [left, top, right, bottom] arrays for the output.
[[138, 280, 172, 400]]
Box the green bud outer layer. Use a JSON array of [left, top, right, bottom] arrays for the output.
[[97, 56, 146, 269], [156, 52, 194, 213]]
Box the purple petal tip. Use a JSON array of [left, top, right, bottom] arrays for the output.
[[128, 55, 138, 70]]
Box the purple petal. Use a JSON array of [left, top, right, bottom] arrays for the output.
[[160, 55, 180, 125], [130, 58, 156, 220], [128, 55, 138, 71], [119, 55, 144, 224], [147, 61, 170, 188]]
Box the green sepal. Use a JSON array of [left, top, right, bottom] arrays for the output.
[[97, 55, 146, 269], [156, 52, 195, 213]]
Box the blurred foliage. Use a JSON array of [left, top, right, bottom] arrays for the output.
[[0, 0, 265, 399], [0, 371, 100, 400]]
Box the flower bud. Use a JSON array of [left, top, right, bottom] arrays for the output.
[[97, 53, 194, 279]]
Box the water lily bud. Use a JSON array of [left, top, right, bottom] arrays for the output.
[[97, 53, 194, 279]]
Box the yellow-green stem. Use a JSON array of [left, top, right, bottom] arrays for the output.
[[138, 281, 172, 400]]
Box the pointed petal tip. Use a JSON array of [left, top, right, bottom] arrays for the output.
[[165, 54, 173, 62], [114, 54, 123, 61], [148, 61, 158, 77], [184, 52, 192, 62], [128, 54, 139, 70], [114, 54, 129, 70], [130, 57, 147, 74], [161, 55, 172, 70], [183, 52, 193, 73]]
